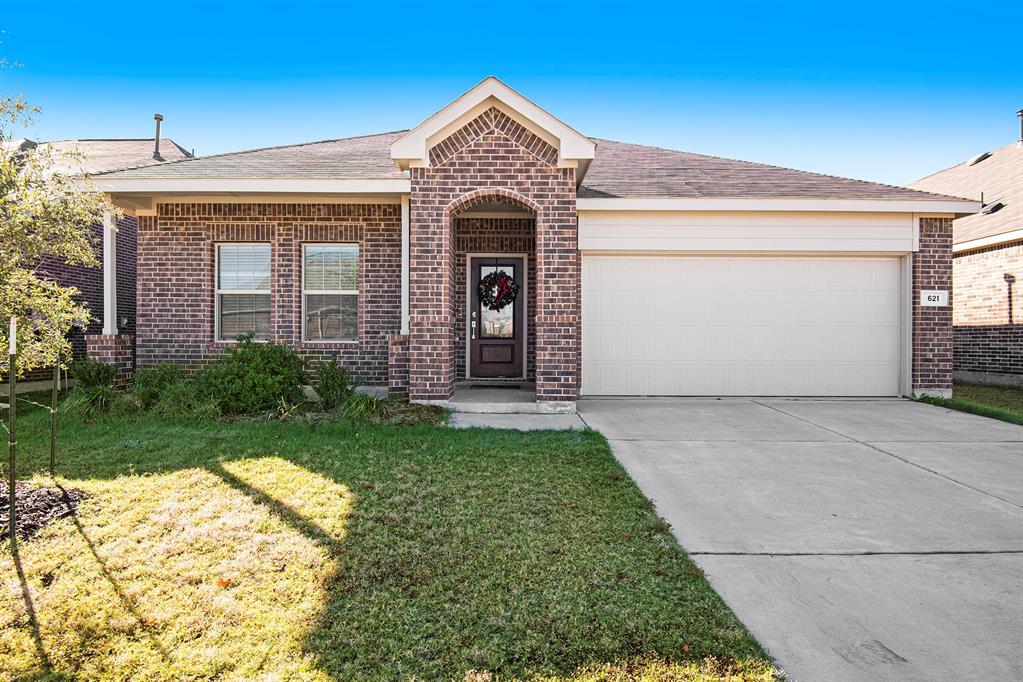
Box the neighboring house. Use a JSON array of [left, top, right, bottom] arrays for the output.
[[91, 77, 978, 406], [910, 115, 1023, 386], [13, 133, 191, 380]]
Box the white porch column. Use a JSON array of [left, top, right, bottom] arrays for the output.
[[102, 211, 118, 335], [400, 194, 410, 335]]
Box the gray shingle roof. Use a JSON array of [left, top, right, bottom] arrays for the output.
[[95, 131, 408, 179], [95, 128, 965, 204], [42, 138, 191, 175], [909, 142, 1021, 244], [578, 138, 964, 201]]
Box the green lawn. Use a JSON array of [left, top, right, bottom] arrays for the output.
[[918, 381, 1023, 425], [1, 396, 777, 681]]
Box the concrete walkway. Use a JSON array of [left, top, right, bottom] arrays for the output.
[[448, 413, 586, 430], [579, 398, 1023, 682]]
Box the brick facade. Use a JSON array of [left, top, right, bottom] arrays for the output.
[[408, 107, 579, 402], [952, 241, 1023, 379], [388, 334, 410, 395], [85, 334, 135, 388], [136, 203, 401, 385], [18, 215, 138, 381], [912, 217, 954, 395]]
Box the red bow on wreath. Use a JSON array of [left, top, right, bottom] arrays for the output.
[[494, 274, 513, 305], [478, 269, 521, 312]]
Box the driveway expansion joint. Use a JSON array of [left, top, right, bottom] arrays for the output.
[[753, 400, 1023, 510]]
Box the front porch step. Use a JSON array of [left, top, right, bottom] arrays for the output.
[[443, 399, 577, 415], [414, 382, 577, 414]]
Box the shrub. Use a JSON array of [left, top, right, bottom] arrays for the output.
[[64, 385, 133, 417], [191, 337, 307, 416], [71, 358, 116, 389], [151, 380, 220, 420], [338, 392, 386, 422], [316, 359, 352, 411], [131, 362, 183, 410]]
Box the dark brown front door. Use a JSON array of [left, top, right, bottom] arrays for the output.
[[469, 257, 524, 378]]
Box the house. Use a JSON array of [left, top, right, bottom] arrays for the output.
[[11, 128, 191, 380], [909, 113, 1023, 387], [90, 77, 978, 408]]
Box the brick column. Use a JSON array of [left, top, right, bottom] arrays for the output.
[[534, 204, 580, 403], [86, 333, 136, 389], [407, 179, 456, 401], [912, 217, 953, 397], [388, 334, 409, 396]]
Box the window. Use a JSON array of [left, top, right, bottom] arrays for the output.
[[303, 244, 359, 341], [216, 244, 271, 341]]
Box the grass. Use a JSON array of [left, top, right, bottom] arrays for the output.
[[1, 394, 778, 681], [917, 381, 1023, 425]]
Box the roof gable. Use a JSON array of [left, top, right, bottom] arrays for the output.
[[390, 76, 595, 170]]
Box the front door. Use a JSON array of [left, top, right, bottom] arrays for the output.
[[469, 257, 525, 378]]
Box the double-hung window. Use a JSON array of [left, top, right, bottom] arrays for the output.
[[303, 244, 359, 341], [216, 244, 271, 341]]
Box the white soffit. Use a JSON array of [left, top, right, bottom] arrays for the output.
[[390, 76, 595, 169], [953, 228, 1023, 253]]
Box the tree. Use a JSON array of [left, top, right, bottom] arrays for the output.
[[1, 86, 119, 377]]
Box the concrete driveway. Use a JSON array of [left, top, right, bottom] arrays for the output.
[[579, 398, 1023, 682]]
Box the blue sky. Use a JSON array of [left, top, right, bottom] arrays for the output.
[[3, 1, 1020, 185]]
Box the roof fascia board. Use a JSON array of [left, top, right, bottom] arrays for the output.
[[953, 228, 1023, 253], [576, 198, 981, 214], [93, 178, 411, 194], [391, 76, 595, 169]]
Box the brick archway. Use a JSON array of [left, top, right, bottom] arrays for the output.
[[445, 188, 543, 218], [406, 108, 579, 404]]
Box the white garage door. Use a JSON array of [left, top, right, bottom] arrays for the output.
[[582, 255, 904, 396]]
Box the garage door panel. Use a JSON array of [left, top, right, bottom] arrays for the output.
[[582, 256, 903, 396]]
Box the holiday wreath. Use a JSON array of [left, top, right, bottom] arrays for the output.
[[477, 269, 520, 311]]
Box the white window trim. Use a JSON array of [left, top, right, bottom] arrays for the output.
[[301, 242, 360, 343], [215, 242, 272, 343]]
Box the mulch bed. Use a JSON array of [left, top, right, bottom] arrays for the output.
[[0, 481, 88, 540]]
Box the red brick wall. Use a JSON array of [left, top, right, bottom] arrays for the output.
[[388, 334, 409, 395], [136, 203, 401, 386], [85, 334, 135, 388], [952, 241, 1023, 376], [453, 217, 536, 380], [19, 215, 138, 381], [912, 217, 954, 393], [409, 106, 579, 401]]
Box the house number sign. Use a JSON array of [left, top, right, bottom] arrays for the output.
[[921, 290, 949, 307]]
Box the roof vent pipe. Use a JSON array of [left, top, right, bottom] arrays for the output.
[[153, 113, 164, 160], [1018, 109, 1022, 147]]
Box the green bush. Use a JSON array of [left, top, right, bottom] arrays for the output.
[[71, 358, 116, 389], [64, 385, 133, 417], [316, 359, 352, 411], [151, 380, 220, 420], [131, 362, 184, 410], [338, 392, 386, 422], [191, 337, 307, 416]]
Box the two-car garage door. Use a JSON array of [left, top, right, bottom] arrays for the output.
[[581, 255, 904, 396]]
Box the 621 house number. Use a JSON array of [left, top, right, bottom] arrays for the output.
[[921, 290, 949, 307]]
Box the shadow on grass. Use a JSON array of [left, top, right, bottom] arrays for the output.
[[10, 544, 52, 674], [6, 412, 778, 680], [64, 496, 172, 664]]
